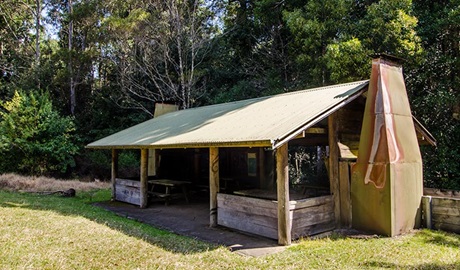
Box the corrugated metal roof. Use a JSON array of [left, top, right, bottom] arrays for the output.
[[87, 80, 369, 150]]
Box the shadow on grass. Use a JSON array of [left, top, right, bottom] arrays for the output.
[[361, 260, 460, 269], [0, 190, 219, 255], [416, 229, 460, 248]]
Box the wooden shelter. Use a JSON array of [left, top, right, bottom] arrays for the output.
[[87, 55, 435, 245]]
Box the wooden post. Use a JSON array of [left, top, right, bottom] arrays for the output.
[[339, 161, 351, 227], [276, 143, 291, 246], [328, 113, 341, 227], [140, 148, 149, 208], [209, 147, 219, 227], [148, 149, 158, 176], [111, 149, 118, 201], [422, 196, 432, 229]]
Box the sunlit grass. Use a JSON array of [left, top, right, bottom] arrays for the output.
[[1, 189, 459, 269]]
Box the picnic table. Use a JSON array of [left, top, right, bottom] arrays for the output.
[[148, 179, 191, 205]]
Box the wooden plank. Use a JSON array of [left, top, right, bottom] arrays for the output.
[[291, 220, 336, 239], [217, 209, 278, 239], [111, 149, 118, 201], [218, 203, 277, 218], [139, 148, 148, 208], [432, 206, 460, 216], [433, 215, 460, 226], [218, 206, 278, 230], [115, 178, 141, 187], [339, 161, 352, 228], [432, 222, 460, 234], [276, 143, 291, 245], [430, 196, 460, 234], [431, 197, 460, 208], [209, 147, 219, 227], [218, 194, 277, 217], [291, 202, 334, 217], [328, 112, 340, 227], [115, 178, 141, 205], [115, 185, 140, 205], [305, 127, 327, 134], [291, 210, 335, 228], [289, 195, 334, 210], [217, 193, 279, 239]]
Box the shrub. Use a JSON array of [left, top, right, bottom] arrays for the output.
[[0, 90, 78, 175]]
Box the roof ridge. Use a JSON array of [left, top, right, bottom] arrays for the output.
[[180, 80, 369, 113]]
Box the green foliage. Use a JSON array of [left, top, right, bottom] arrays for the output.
[[283, 0, 351, 86], [1, 0, 458, 188], [0, 90, 78, 175], [406, 0, 460, 188], [80, 150, 140, 180], [358, 0, 422, 57], [325, 38, 372, 83]]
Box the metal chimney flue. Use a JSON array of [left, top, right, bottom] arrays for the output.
[[351, 54, 423, 236]]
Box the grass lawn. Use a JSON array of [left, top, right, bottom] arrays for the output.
[[1, 189, 460, 269]]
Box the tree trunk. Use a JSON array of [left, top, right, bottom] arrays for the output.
[[68, 0, 75, 115]]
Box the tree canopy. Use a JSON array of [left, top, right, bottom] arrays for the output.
[[0, 0, 458, 187]]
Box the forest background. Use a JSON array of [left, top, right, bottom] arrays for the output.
[[0, 0, 458, 189]]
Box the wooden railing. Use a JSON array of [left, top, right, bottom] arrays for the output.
[[217, 193, 335, 240], [422, 194, 460, 234]]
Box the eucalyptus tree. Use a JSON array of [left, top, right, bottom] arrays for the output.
[[46, 0, 108, 116], [0, 0, 41, 90], [103, 0, 217, 114]]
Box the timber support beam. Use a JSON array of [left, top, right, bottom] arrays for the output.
[[209, 147, 219, 227], [276, 143, 291, 245], [140, 148, 149, 208], [111, 149, 118, 201], [328, 113, 341, 227]]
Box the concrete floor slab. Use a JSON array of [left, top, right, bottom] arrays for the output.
[[96, 199, 286, 257]]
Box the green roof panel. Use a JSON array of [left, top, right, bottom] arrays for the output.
[[87, 80, 369, 150]]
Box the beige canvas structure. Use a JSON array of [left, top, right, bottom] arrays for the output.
[[87, 55, 435, 245]]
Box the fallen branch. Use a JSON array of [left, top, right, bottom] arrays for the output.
[[28, 188, 76, 197]]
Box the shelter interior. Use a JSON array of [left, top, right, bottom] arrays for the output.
[[115, 94, 368, 202]]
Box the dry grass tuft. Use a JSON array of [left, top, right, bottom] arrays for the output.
[[0, 173, 109, 193]]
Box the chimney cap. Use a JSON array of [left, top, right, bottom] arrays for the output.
[[370, 53, 406, 64]]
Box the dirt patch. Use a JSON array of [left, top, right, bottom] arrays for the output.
[[0, 173, 109, 193]]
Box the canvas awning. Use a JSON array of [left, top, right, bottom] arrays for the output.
[[87, 81, 370, 150]]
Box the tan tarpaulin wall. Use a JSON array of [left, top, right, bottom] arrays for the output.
[[351, 56, 423, 236]]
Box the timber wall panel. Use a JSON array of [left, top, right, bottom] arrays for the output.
[[291, 195, 335, 238], [423, 196, 460, 234], [217, 193, 278, 239], [218, 194, 336, 240], [115, 178, 141, 206]]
